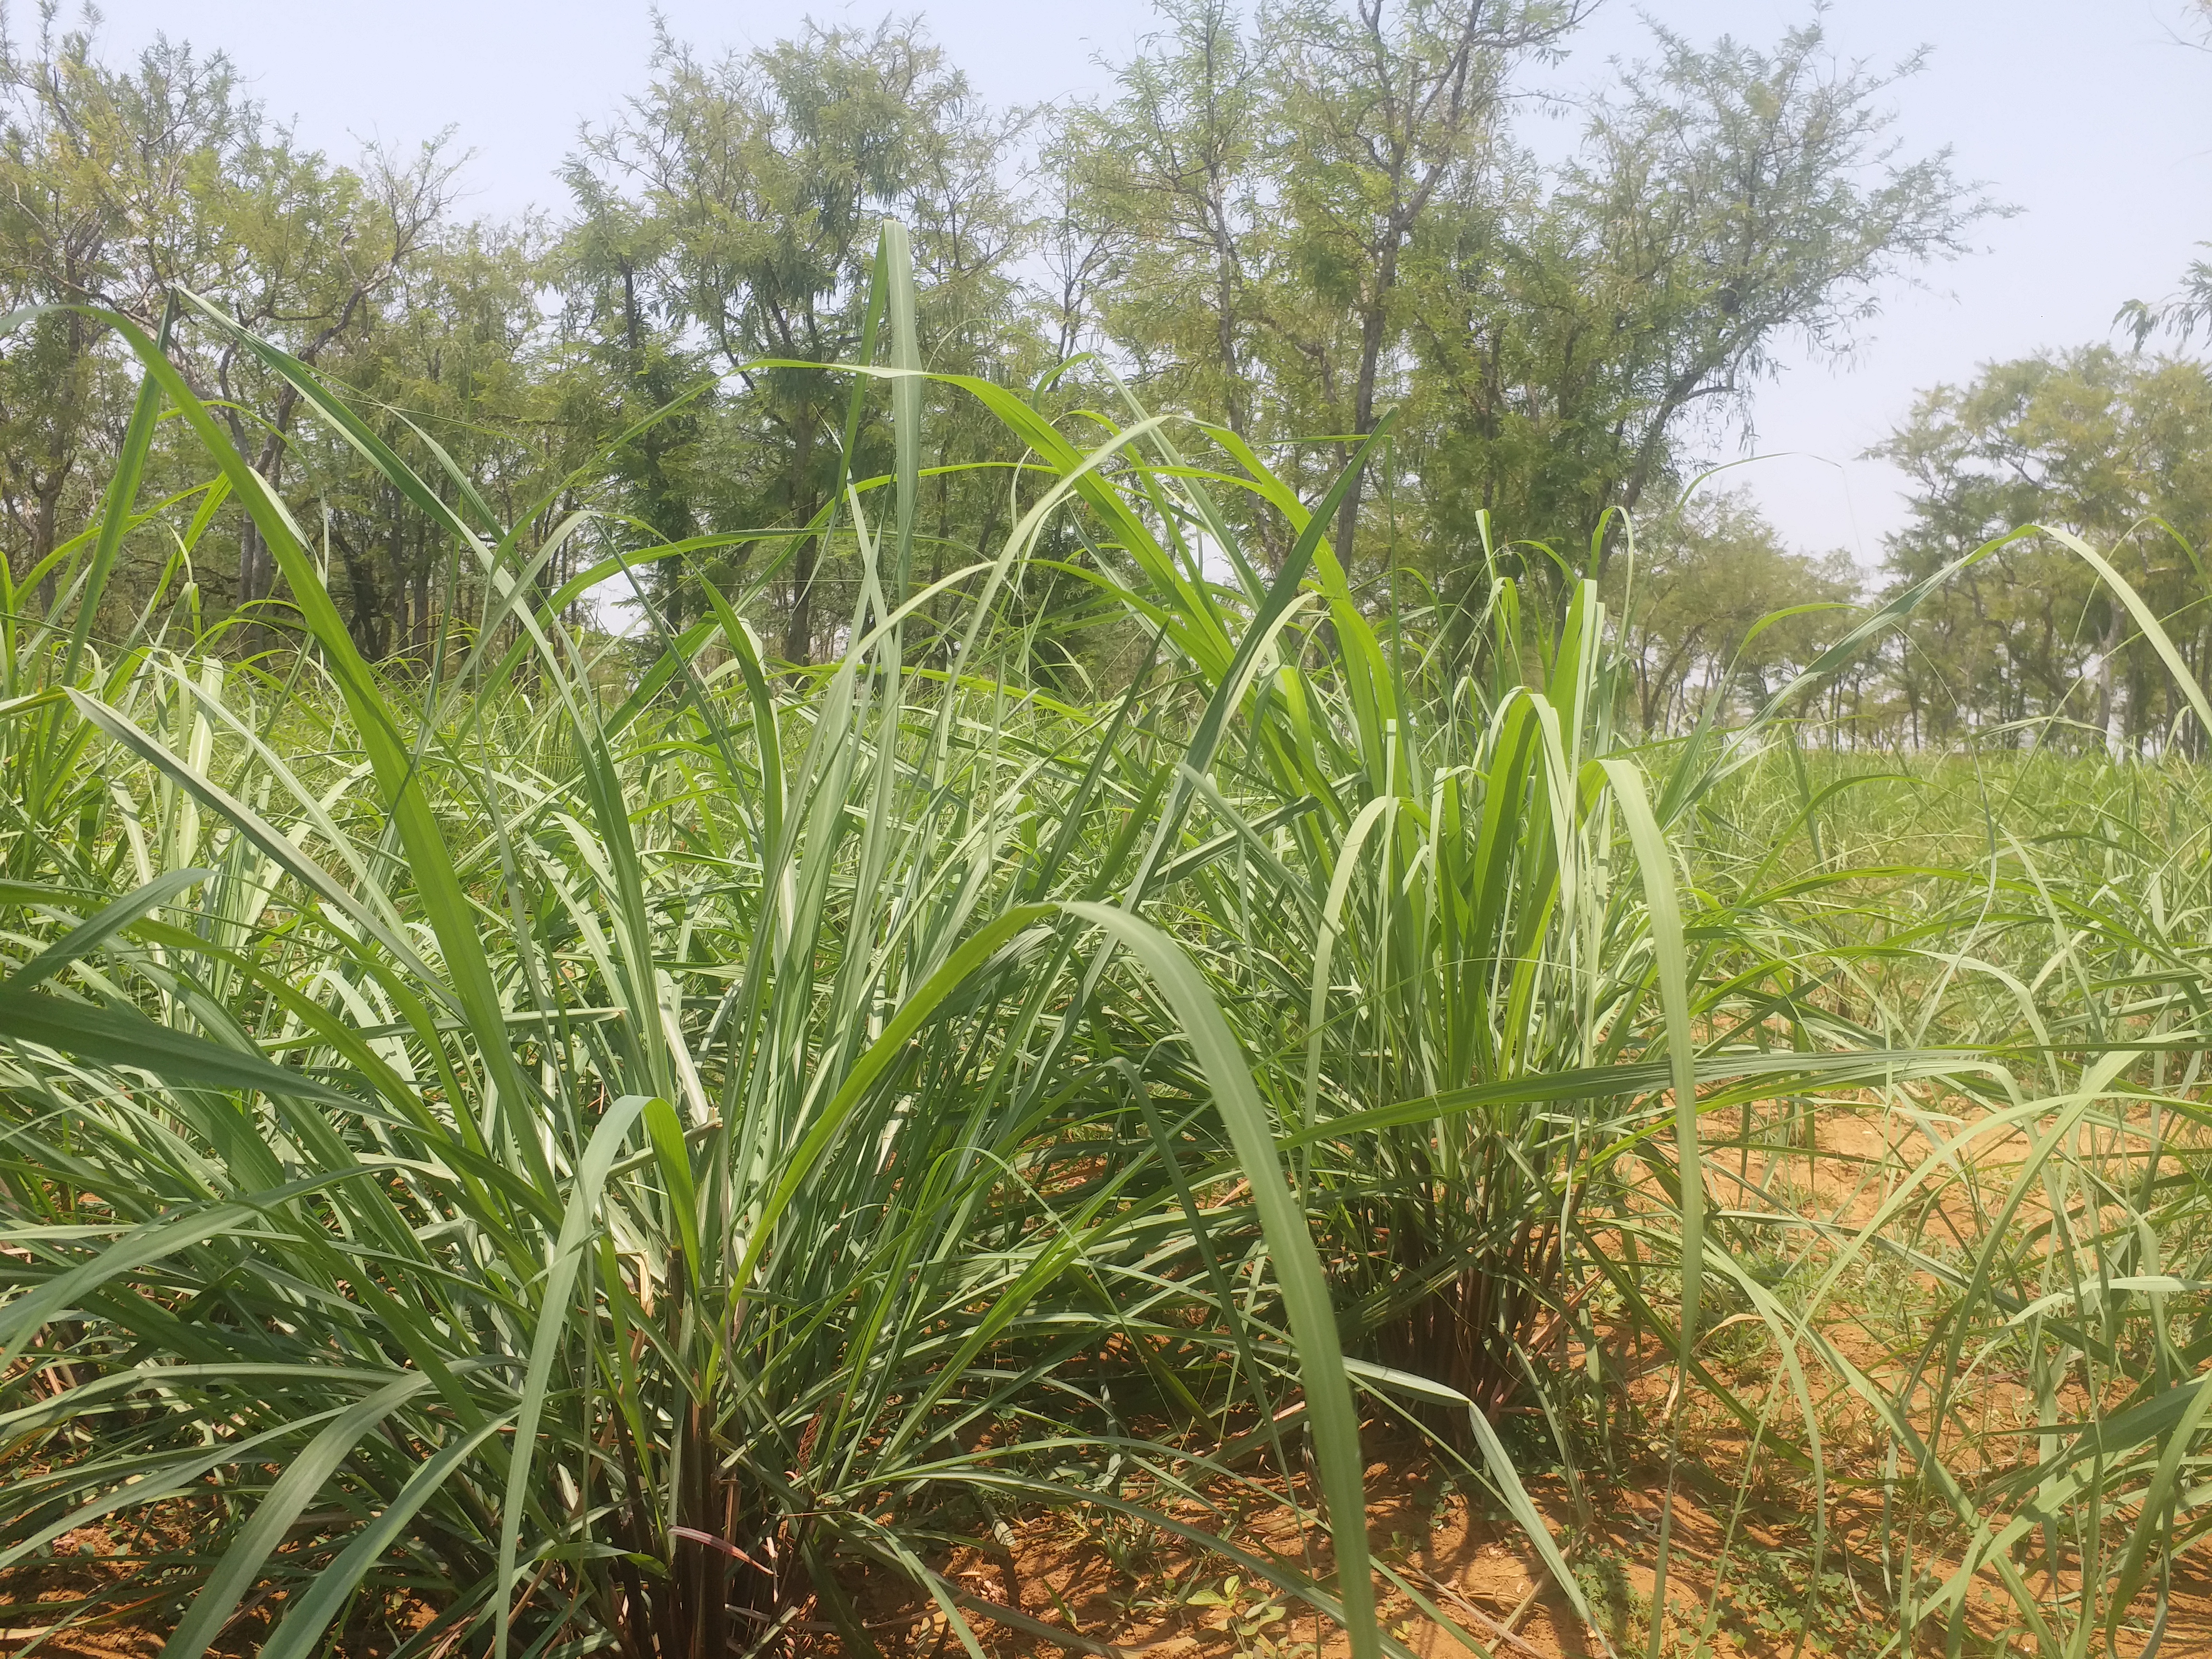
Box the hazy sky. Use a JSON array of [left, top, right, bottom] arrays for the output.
[[57, 0, 2212, 566]]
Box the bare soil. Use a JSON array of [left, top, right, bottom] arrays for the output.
[[9, 1097, 2206, 1657]]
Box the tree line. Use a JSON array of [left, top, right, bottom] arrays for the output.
[[1, 0, 2205, 751]]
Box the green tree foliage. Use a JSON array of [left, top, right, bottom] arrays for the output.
[[297, 223, 562, 660], [200, 139, 461, 625], [6, 0, 2174, 754], [560, 18, 1027, 655], [0, 12, 249, 597], [1061, 0, 1268, 439], [1875, 347, 2212, 753], [1412, 19, 1989, 607], [1068, 0, 1590, 560], [0, 5, 466, 640], [1613, 488, 1859, 733], [1066, 5, 1983, 618], [1268, 0, 1587, 559]]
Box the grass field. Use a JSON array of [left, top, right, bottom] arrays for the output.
[[2, 254, 2209, 1658]]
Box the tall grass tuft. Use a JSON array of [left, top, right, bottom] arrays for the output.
[[0, 241, 1397, 1658]]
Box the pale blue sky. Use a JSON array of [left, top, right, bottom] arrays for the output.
[[58, 0, 2212, 566]]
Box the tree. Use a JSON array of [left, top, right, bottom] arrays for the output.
[[1070, 0, 1269, 441], [0, 12, 247, 599], [1875, 347, 2212, 754], [0, 0, 2053, 733], [1267, 0, 1587, 563], [1409, 14, 1993, 617], [1071, 0, 1584, 567], [1610, 487, 1857, 732], [204, 133, 461, 623], [0, 7, 460, 635], [562, 17, 1017, 659], [1031, 124, 1132, 370], [553, 168, 703, 582], [299, 221, 555, 660]]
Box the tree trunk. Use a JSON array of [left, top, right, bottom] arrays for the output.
[[31, 479, 64, 614], [333, 524, 389, 660], [1330, 242, 1398, 573], [237, 520, 271, 613], [784, 535, 816, 665], [2094, 609, 2126, 760], [783, 416, 820, 664], [234, 412, 299, 640]]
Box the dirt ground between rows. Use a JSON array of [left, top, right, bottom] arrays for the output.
[[8, 1426, 2207, 1659], [8, 1098, 2206, 1656]]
